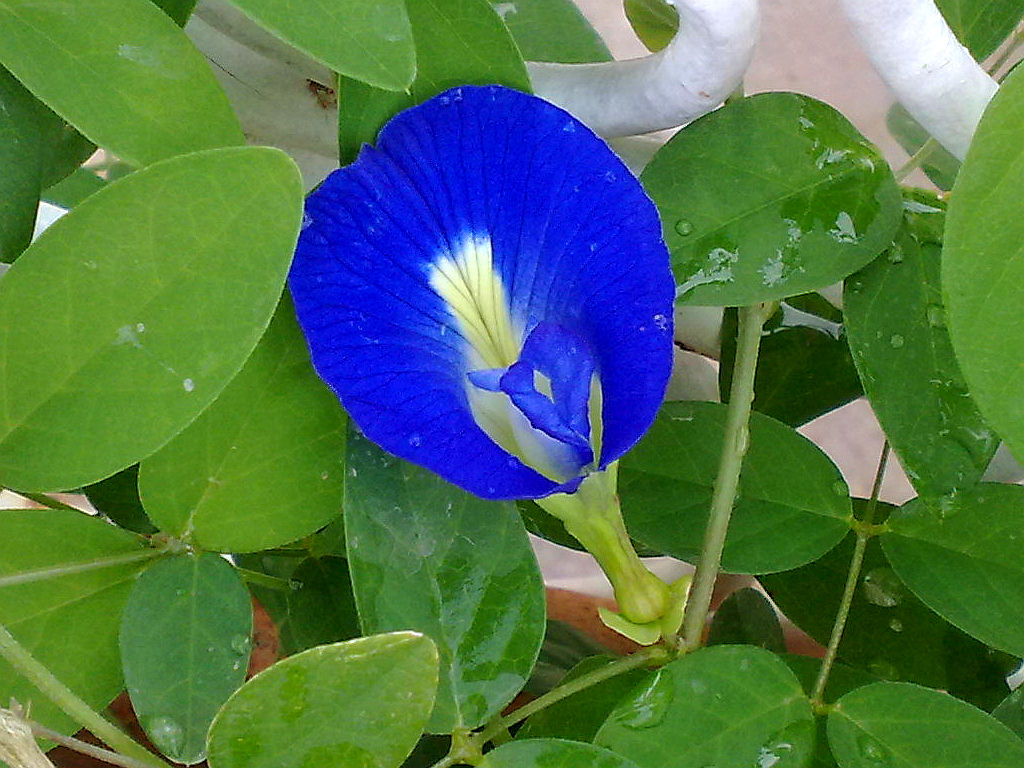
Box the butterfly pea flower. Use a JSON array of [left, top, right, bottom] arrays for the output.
[[289, 85, 676, 624]]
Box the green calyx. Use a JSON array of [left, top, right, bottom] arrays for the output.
[[537, 464, 674, 632]]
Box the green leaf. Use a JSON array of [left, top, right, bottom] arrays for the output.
[[944, 66, 1024, 461], [0, 0, 243, 167], [120, 554, 252, 764], [845, 192, 998, 497], [828, 682, 1024, 767], [885, 104, 960, 191], [518, 655, 649, 743], [484, 739, 642, 768], [596, 646, 815, 768], [763, 524, 1012, 710], [992, 686, 1024, 740], [337, 0, 530, 164], [138, 297, 345, 552], [0, 146, 303, 492], [283, 556, 360, 652], [881, 483, 1024, 657], [206, 632, 438, 768], [225, 0, 414, 91], [0, 509, 151, 735], [148, 0, 199, 26], [719, 295, 862, 426], [643, 92, 902, 306], [489, 0, 609, 62], [84, 465, 157, 534], [344, 429, 546, 732], [624, 0, 679, 52], [936, 0, 1024, 59], [620, 401, 852, 574], [0, 67, 48, 262], [42, 167, 108, 210], [707, 588, 787, 652]]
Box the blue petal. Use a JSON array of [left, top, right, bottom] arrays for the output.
[[289, 85, 674, 500]]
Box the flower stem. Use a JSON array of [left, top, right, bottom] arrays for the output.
[[477, 645, 668, 743], [810, 441, 890, 708], [680, 302, 773, 651], [0, 623, 169, 768], [0, 550, 163, 589], [28, 720, 160, 768], [235, 566, 292, 591], [894, 138, 939, 182]]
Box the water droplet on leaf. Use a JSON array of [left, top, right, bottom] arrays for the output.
[[144, 716, 185, 759], [889, 334, 904, 349], [857, 734, 892, 766], [674, 219, 694, 237], [862, 567, 903, 607], [616, 669, 674, 729], [230, 634, 251, 655]]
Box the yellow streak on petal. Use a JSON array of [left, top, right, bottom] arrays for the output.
[[429, 235, 519, 370]]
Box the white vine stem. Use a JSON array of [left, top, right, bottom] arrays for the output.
[[528, 0, 760, 137], [839, 0, 998, 161]]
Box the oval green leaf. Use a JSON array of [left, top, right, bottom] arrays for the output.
[[226, 0, 414, 91], [881, 483, 1024, 657], [283, 556, 361, 653], [120, 554, 252, 764], [620, 401, 852, 574], [344, 429, 546, 732], [0, 146, 303, 492], [845, 192, 998, 497], [936, 0, 1024, 60], [624, 0, 678, 52], [484, 739, 642, 768], [337, 0, 531, 164], [138, 297, 346, 552], [0, 0, 242, 166], [943, 66, 1024, 461], [643, 92, 902, 306], [762, 523, 1012, 710], [596, 645, 815, 768], [495, 0, 610, 63], [0, 509, 153, 735], [828, 682, 1024, 768], [84, 465, 157, 535], [206, 632, 438, 768]]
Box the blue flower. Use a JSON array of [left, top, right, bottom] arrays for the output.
[[289, 85, 674, 501]]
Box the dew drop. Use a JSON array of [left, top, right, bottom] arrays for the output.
[[862, 567, 903, 607], [889, 618, 903, 632], [888, 334, 904, 349], [182, 378, 195, 392], [886, 244, 904, 264], [867, 659, 899, 679], [674, 219, 694, 237], [288, 578, 303, 591], [408, 433, 422, 447], [136, 322, 146, 333], [348, 466, 358, 478], [615, 669, 674, 729], [320, 470, 329, 480], [301, 213, 313, 230], [230, 634, 251, 655], [857, 734, 892, 766], [926, 304, 945, 328], [144, 716, 185, 758]]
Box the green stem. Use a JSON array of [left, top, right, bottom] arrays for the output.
[[680, 302, 773, 651], [0, 550, 162, 589], [475, 645, 668, 744], [235, 567, 293, 591], [989, 28, 1024, 77], [894, 138, 939, 183], [10, 491, 83, 513], [0, 623, 169, 768], [28, 721, 159, 768], [810, 442, 890, 707]]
